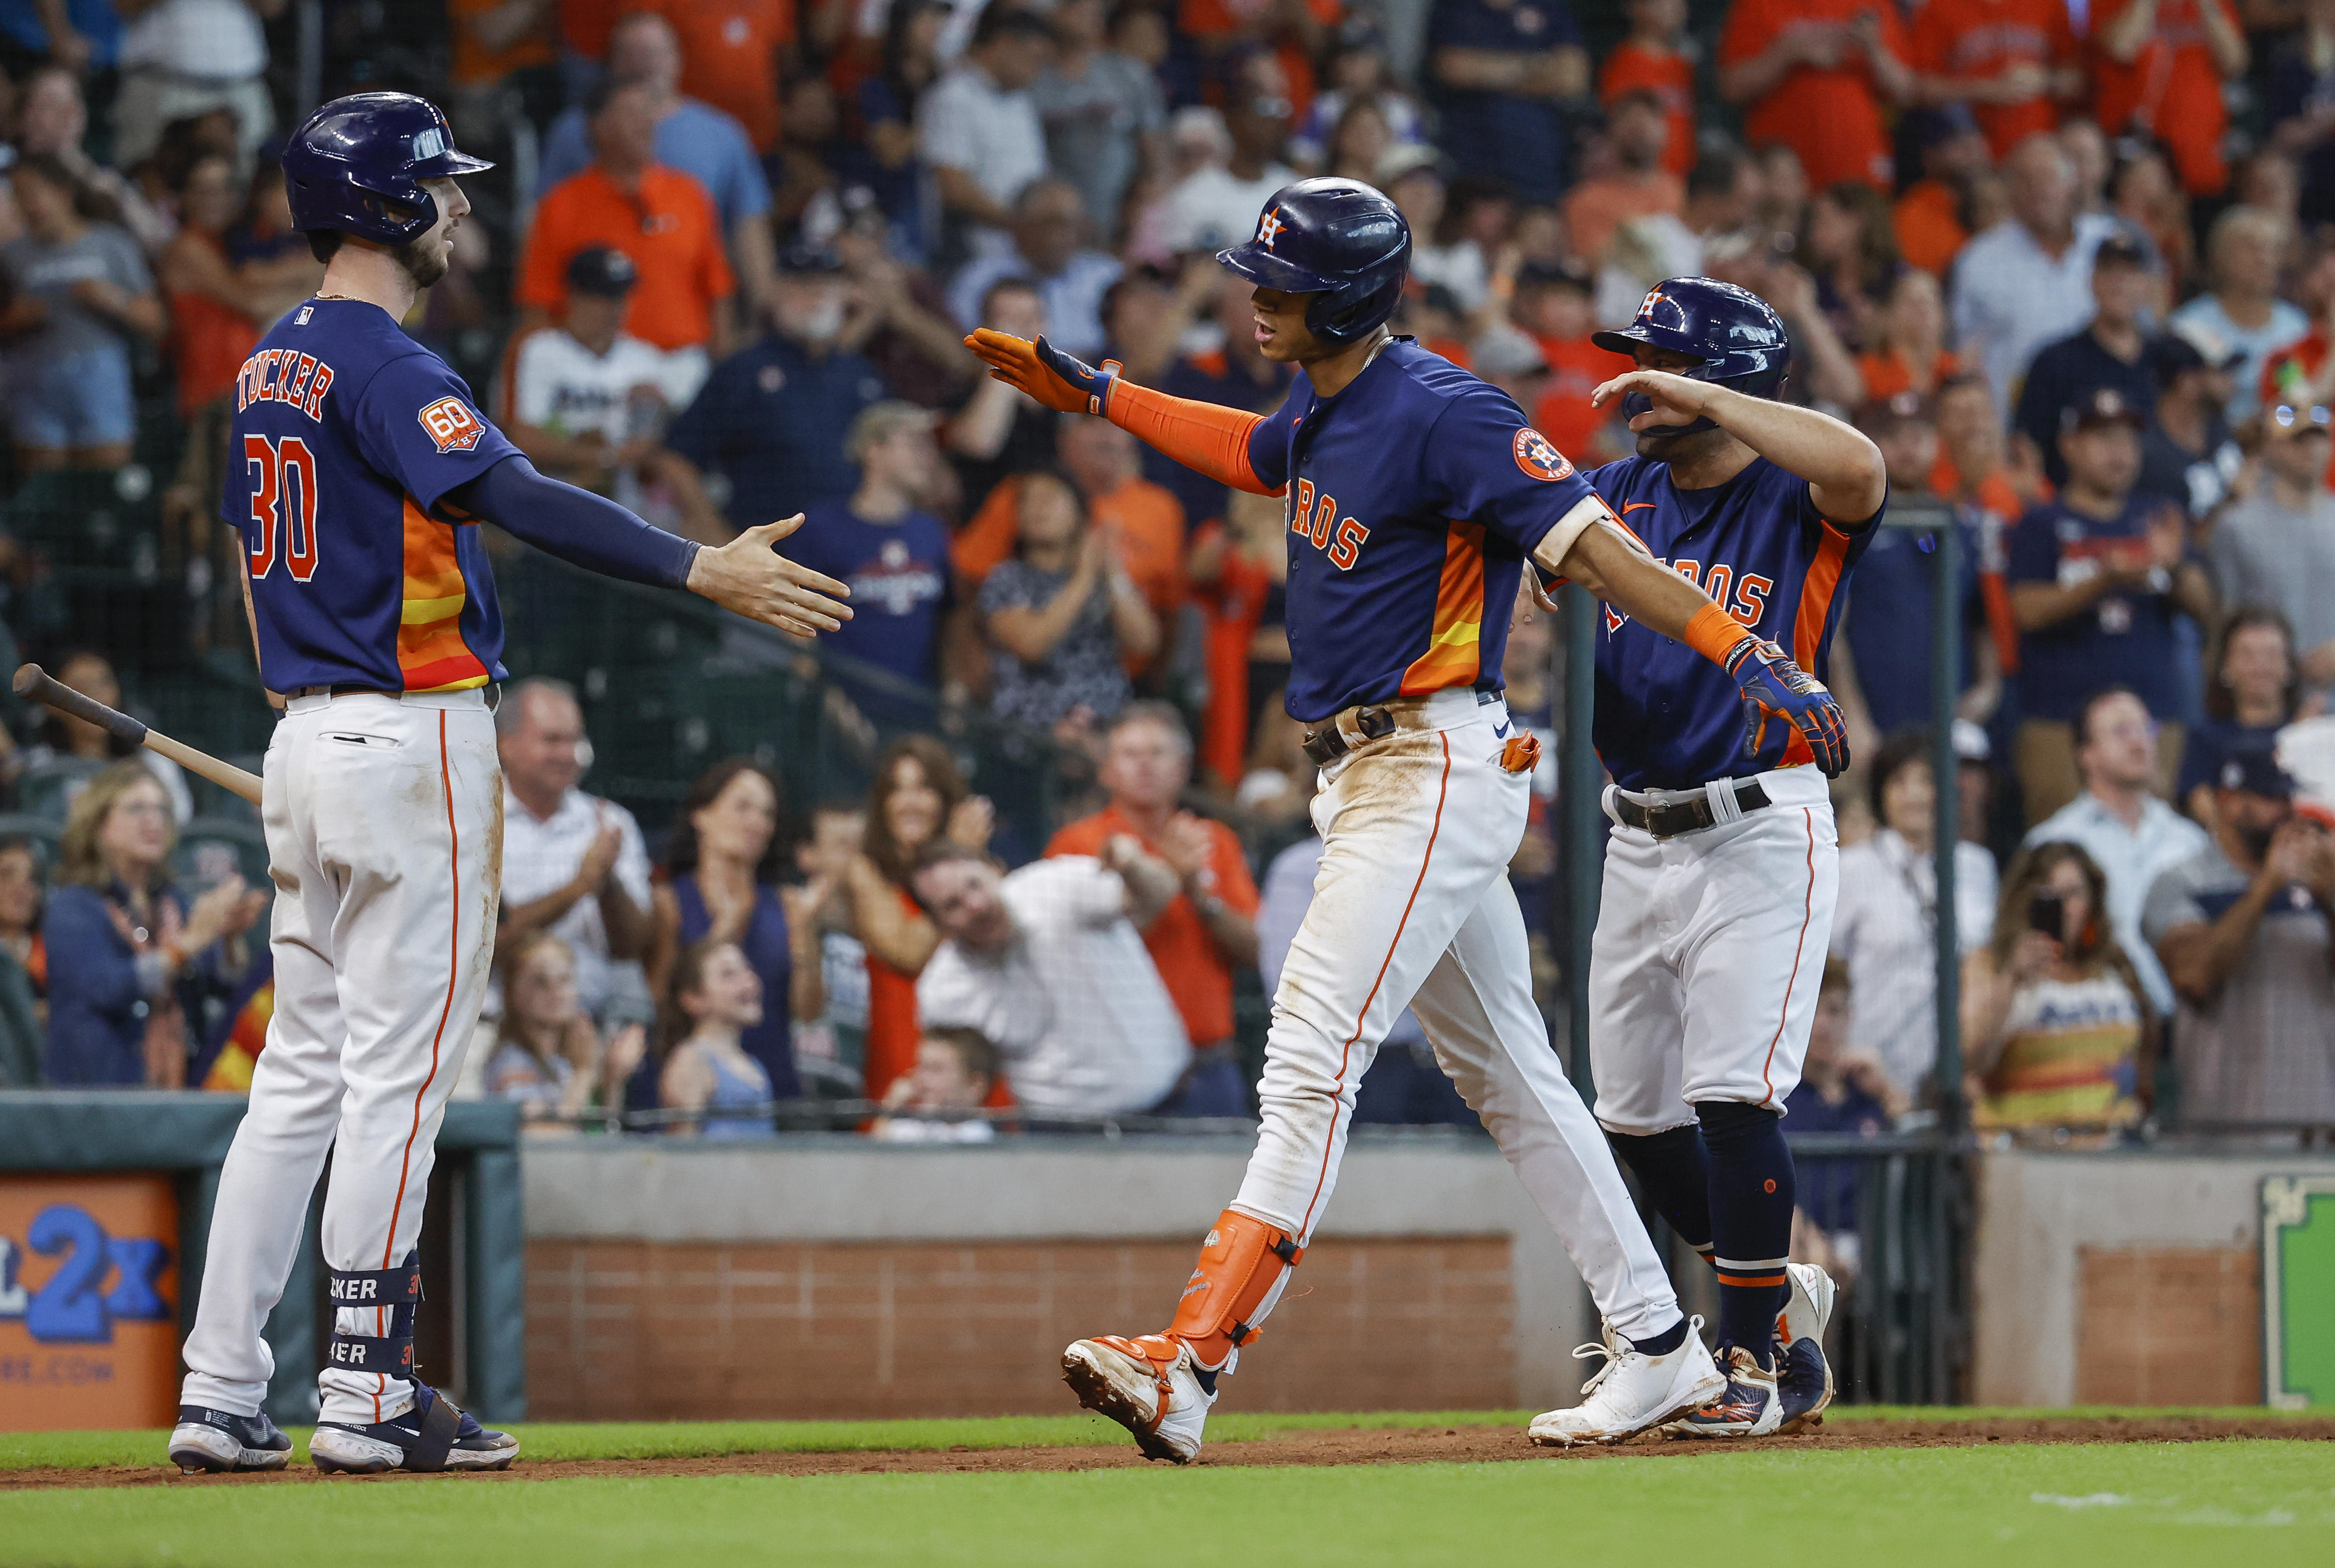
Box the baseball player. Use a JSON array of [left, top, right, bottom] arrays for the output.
[[966, 180, 1848, 1461], [167, 93, 848, 1476], [1577, 278, 1888, 1437]]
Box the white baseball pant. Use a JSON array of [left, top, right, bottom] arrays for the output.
[[180, 689, 502, 1425], [1586, 766, 1839, 1135], [1230, 688, 1682, 1342]]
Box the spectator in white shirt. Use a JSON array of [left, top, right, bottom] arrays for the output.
[[1950, 133, 2120, 416], [918, 7, 1056, 256], [114, 0, 275, 166], [505, 246, 721, 529], [494, 678, 654, 1026], [2024, 686, 2211, 1016], [911, 840, 1190, 1116], [1155, 48, 1298, 256], [2171, 206, 2309, 423], [947, 177, 1124, 358], [1830, 730, 1999, 1101]]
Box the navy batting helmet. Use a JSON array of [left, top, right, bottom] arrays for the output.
[[282, 92, 493, 247], [1592, 277, 1790, 432], [1216, 178, 1410, 349]]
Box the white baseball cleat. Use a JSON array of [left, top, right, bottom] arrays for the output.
[[1774, 1260, 1838, 1433], [1528, 1316, 1725, 1448], [1063, 1334, 1215, 1464]]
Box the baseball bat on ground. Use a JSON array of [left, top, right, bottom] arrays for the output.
[[12, 663, 264, 807]]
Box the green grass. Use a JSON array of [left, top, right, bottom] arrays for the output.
[[6, 1445, 2334, 1566], [5, 1405, 2324, 1472]]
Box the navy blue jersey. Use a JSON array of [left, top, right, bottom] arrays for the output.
[[788, 500, 952, 723], [1587, 455, 1877, 790], [1841, 502, 1980, 736], [2005, 492, 2188, 723], [224, 298, 521, 693], [1244, 338, 1617, 723]]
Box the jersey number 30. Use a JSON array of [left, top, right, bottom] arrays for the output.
[[245, 434, 319, 580]]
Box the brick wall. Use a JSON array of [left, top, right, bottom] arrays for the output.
[[525, 1236, 1516, 1421], [2075, 1245, 2262, 1405]]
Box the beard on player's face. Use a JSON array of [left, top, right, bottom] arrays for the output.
[[1636, 423, 1728, 463], [395, 231, 452, 288]]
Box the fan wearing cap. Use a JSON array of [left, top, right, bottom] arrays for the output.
[[505, 246, 719, 530], [2006, 385, 2218, 821], [2011, 233, 2158, 484], [2144, 744, 2335, 1127], [2137, 326, 2247, 523], [2207, 400, 2335, 688], [966, 179, 1858, 1460], [665, 244, 890, 532]]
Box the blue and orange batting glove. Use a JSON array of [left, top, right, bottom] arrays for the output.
[[966, 329, 1122, 416], [1724, 637, 1851, 778]]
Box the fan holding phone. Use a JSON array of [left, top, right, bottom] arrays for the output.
[[1959, 840, 2156, 1138]]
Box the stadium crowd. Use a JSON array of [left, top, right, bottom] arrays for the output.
[[0, 0, 2330, 1221]]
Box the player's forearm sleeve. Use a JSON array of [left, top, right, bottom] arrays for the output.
[[1108, 382, 1279, 495], [461, 456, 701, 590]]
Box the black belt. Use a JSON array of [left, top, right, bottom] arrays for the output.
[[1612, 779, 1773, 839], [1301, 690, 1501, 767]]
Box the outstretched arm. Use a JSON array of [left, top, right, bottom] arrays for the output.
[[965, 329, 1283, 495], [452, 455, 851, 639], [1589, 370, 1888, 524]]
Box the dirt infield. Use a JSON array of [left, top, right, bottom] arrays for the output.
[[9, 1414, 2331, 1491]]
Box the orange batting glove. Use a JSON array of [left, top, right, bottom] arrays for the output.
[[965, 329, 1122, 415]]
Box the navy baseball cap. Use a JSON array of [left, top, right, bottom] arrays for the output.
[[2060, 385, 2147, 433], [565, 246, 638, 297], [2218, 747, 2296, 800]]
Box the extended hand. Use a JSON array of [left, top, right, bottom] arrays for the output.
[[1591, 369, 1717, 431], [686, 515, 852, 638], [965, 329, 1122, 415], [1724, 637, 1851, 777]]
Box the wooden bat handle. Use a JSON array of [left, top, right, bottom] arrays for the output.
[[12, 663, 263, 807]]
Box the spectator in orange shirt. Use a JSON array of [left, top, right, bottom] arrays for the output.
[[1931, 370, 2044, 519], [1562, 88, 1683, 266], [1512, 260, 1628, 466], [2093, 0, 2249, 196], [1045, 702, 1260, 1117], [1893, 106, 1993, 277], [1601, 0, 1695, 179], [1908, 0, 2081, 159], [517, 77, 738, 360], [654, 0, 795, 152], [1719, 0, 1912, 191], [1858, 267, 1960, 401], [950, 416, 1187, 647]]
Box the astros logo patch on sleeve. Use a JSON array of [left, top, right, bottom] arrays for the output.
[[418, 396, 486, 453], [1512, 427, 1573, 481]]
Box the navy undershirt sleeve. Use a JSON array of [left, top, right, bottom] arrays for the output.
[[450, 455, 700, 590]]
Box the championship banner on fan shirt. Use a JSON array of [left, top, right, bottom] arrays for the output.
[[0, 1174, 179, 1430]]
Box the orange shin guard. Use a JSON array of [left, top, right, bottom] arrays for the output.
[[1166, 1209, 1305, 1370]]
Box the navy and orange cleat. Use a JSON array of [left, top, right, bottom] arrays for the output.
[[1775, 1261, 1838, 1433], [1665, 1344, 1782, 1438]]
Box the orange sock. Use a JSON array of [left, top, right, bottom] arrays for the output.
[[1166, 1209, 1305, 1370]]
